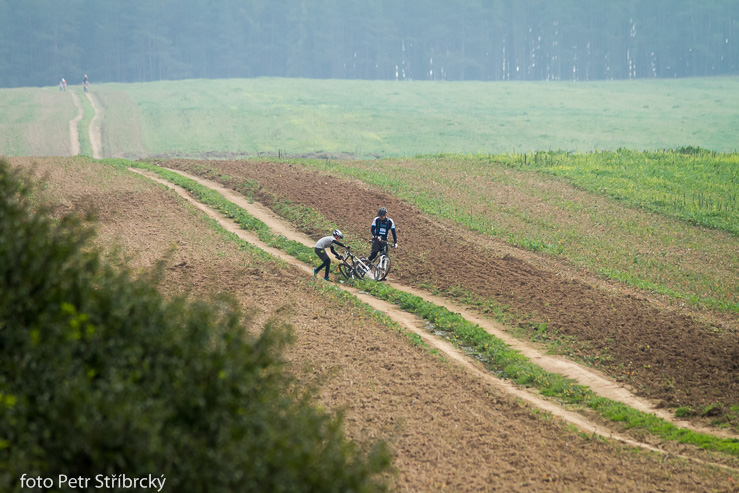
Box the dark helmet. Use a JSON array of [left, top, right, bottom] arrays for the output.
[[332, 229, 343, 239], [378, 207, 387, 216]]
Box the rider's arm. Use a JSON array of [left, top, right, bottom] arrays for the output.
[[391, 227, 397, 244], [330, 240, 346, 257]]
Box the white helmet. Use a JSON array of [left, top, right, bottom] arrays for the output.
[[332, 229, 343, 239]]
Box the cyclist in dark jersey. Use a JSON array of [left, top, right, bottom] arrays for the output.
[[313, 229, 346, 281], [368, 207, 397, 262]]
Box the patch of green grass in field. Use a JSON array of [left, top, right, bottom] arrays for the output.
[[300, 151, 738, 313], [92, 90, 148, 159], [498, 148, 739, 234], [0, 91, 32, 155], [100, 77, 739, 157], [0, 91, 38, 125], [0, 87, 77, 156], [76, 90, 94, 157]]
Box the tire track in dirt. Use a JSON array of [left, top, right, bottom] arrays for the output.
[[129, 166, 739, 472], [69, 93, 83, 156]]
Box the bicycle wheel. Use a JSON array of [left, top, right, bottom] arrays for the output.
[[338, 263, 354, 280], [374, 255, 391, 281], [382, 256, 392, 278]]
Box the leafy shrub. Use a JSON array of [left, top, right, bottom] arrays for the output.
[[0, 160, 389, 492]]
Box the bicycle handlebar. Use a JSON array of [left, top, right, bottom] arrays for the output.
[[371, 237, 396, 250]]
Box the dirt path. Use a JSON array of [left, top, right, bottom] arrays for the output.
[[69, 93, 83, 156], [67, 91, 102, 158], [85, 92, 103, 159], [130, 166, 739, 475]]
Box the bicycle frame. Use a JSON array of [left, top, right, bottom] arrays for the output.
[[378, 240, 389, 257], [337, 248, 372, 280], [371, 238, 392, 281]]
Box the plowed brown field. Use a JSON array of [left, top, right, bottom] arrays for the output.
[[156, 159, 739, 413], [11, 156, 738, 492]]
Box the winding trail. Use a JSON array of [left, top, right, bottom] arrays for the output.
[[129, 166, 739, 473], [68, 90, 104, 158], [69, 93, 84, 156]]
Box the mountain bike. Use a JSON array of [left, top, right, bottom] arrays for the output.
[[371, 238, 393, 281], [337, 247, 373, 280]]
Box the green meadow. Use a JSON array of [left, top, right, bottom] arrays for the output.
[[0, 87, 77, 156], [2, 77, 736, 158], [106, 77, 739, 157]]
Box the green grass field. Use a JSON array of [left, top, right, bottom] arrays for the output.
[[2, 77, 737, 158], [108, 77, 739, 157], [499, 150, 739, 234], [0, 87, 77, 156]]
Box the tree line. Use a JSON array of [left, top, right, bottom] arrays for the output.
[[1, 0, 737, 88]]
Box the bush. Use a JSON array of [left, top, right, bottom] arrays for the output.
[[0, 160, 390, 492]]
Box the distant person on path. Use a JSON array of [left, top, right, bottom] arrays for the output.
[[59, 78, 65, 91], [313, 229, 346, 281], [368, 207, 397, 262], [83, 74, 89, 92], [62, 78, 67, 90]]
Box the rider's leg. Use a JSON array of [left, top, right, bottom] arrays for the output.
[[368, 239, 382, 261], [314, 248, 331, 276]]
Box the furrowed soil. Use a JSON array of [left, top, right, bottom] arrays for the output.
[[11, 156, 739, 492], [155, 159, 739, 418]]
